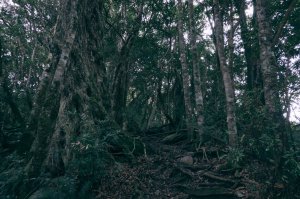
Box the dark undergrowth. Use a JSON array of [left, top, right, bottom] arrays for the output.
[[0, 125, 300, 199]]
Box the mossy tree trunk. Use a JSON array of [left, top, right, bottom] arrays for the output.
[[255, 0, 288, 151], [25, 0, 108, 177]]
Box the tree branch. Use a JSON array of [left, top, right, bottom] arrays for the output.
[[272, 0, 299, 46]]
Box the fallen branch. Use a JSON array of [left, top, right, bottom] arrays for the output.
[[203, 171, 237, 184]]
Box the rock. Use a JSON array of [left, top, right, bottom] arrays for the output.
[[235, 189, 247, 198], [178, 156, 193, 165]]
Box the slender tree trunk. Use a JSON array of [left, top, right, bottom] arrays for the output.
[[111, 4, 143, 129], [213, 0, 238, 147], [234, 0, 260, 90], [146, 96, 156, 130], [111, 49, 130, 129], [173, 73, 185, 126], [227, 3, 239, 76], [157, 78, 175, 126], [177, 0, 193, 140], [0, 36, 5, 148], [188, 0, 204, 141]]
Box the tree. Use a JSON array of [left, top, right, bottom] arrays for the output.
[[188, 0, 204, 141], [25, 0, 109, 177], [234, 0, 261, 91], [255, 0, 290, 153], [177, 0, 193, 140], [1, 0, 300, 197], [109, 1, 144, 129], [213, 0, 238, 146]]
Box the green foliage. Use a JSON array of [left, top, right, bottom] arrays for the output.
[[281, 151, 300, 183], [0, 0, 300, 198], [244, 132, 280, 164], [67, 119, 144, 182], [68, 132, 114, 181], [259, 133, 276, 158], [0, 152, 26, 197], [226, 147, 245, 169]]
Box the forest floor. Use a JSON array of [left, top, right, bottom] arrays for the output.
[[95, 129, 277, 199], [1, 126, 296, 198]]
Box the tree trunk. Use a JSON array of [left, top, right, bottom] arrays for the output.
[[234, 0, 260, 90], [213, 0, 238, 147], [255, 0, 281, 115], [177, 0, 193, 140], [227, 3, 238, 77], [111, 4, 143, 129], [111, 47, 130, 129], [25, 0, 108, 177], [0, 36, 4, 148], [173, 73, 185, 126], [188, 0, 204, 141], [157, 78, 175, 126], [255, 0, 287, 151]]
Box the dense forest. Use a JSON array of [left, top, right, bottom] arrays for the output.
[[0, 0, 300, 198]]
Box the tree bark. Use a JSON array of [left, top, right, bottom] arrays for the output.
[[111, 4, 143, 129], [234, 0, 260, 90], [188, 0, 204, 141], [25, 0, 108, 177], [227, 3, 239, 77], [0, 36, 5, 148], [157, 78, 175, 126], [213, 0, 238, 147], [255, 0, 280, 115], [255, 0, 287, 151], [177, 0, 193, 140]]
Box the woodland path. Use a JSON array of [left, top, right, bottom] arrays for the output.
[[97, 128, 264, 199]]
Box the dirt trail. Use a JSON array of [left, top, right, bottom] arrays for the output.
[[97, 130, 262, 198]]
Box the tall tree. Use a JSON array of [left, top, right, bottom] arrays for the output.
[[25, 0, 108, 177], [110, 2, 143, 129], [255, 0, 287, 150], [213, 0, 238, 146], [234, 0, 260, 90], [188, 0, 204, 141], [177, 0, 193, 140]]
